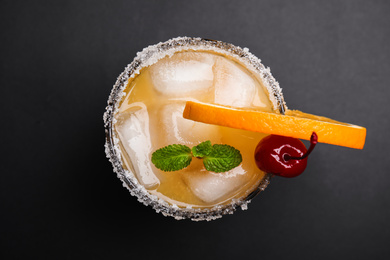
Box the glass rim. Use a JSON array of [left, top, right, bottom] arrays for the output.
[[104, 37, 286, 221]]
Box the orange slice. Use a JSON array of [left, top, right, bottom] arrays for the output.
[[183, 101, 366, 149]]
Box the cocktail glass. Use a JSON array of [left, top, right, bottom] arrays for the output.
[[104, 37, 286, 220]]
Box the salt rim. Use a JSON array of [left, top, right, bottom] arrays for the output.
[[104, 37, 285, 221]]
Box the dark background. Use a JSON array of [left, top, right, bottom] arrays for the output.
[[1, 0, 389, 259]]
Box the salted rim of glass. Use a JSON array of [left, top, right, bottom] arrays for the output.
[[104, 37, 287, 221]]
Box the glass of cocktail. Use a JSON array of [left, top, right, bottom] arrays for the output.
[[104, 37, 287, 220]]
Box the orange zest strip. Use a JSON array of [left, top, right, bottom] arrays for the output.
[[183, 101, 366, 149]]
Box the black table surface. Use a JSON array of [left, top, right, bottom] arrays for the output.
[[1, 1, 389, 259]]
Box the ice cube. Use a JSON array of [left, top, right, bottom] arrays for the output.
[[182, 161, 250, 204], [214, 56, 258, 108], [149, 52, 215, 96], [182, 127, 266, 204], [155, 102, 221, 147], [115, 103, 160, 189]]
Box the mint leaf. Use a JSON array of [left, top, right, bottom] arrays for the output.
[[203, 144, 242, 173], [192, 140, 212, 158], [151, 144, 192, 172]]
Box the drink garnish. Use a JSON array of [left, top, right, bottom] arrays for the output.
[[255, 132, 318, 178], [183, 101, 366, 149], [151, 141, 242, 173]]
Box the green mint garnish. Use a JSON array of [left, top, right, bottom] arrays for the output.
[[191, 140, 212, 158], [203, 144, 242, 173], [151, 141, 242, 173], [151, 144, 192, 172]]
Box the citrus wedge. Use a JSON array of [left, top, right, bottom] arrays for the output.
[[183, 101, 366, 149]]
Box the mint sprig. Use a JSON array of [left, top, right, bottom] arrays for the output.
[[151, 141, 242, 173]]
